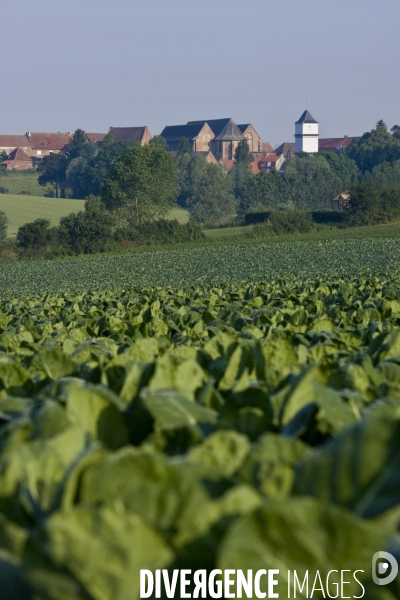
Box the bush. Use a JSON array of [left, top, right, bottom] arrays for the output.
[[123, 217, 205, 246], [0, 186, 9, 194], [0, 210, 8, 240], [346, 182, 400, 226], [244, 211, 273, 225], [310, 209, 347, 224], [269, 210, 315, 235], [16, 218, 59, 257], [58, 196, 116, 255]]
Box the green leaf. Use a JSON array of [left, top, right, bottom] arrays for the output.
[[140, 388, 216, 431], [293, 417, 400, 518], [188, 431, 251, 478]]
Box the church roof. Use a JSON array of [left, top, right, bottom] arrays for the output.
[[295, 110, 318, 124], [187, 118, 231, 137], [214, 119, 244, 141], [108, 127, 148, 143], [7, 147, 32, 161], [160, 123, 206, 142]]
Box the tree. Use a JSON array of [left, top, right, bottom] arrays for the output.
[[176, 152, 207, 207], [234, 139, 253, 166], [16, 218, 57, 252], [58, 196, 115, 254], [346, 182, 400, 226], [177, 137, 192, 158], [66, 129, 96, 161], [228, 161, 253, 200], [346, 121, 400, 173], [186, 163, 236, 227], [101, 144, 177, 225], [37, 153, 68, 198], [391, 125, 400, 140], [149, 135, 167, 150], [238, 171, 281, 216], [0, 211, 8, 240]]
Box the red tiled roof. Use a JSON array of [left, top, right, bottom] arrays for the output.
[[28, 132, 71, 150], [319, 137, 360, 151], [85, 132, 107, 144], [220, 159, 235, 172], [258, 154, 280, 165], [262, 142, 274, 154], [7, 147, 32, 162], [0, 134, 31, 148], [108, 127, 148, 143]]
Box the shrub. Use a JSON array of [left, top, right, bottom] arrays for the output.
[[346, 182, 400, 226], [0, 186, 9, 194], [123, 217, 205, 246], [16, 218, 58, 257], [0, 210, 8, 240], [269, 210, 315, 235], [58, 196, 116, 255]]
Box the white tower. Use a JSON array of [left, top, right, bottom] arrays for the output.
[[294, 110, 319, 153]]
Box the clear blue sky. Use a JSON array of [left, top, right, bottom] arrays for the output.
[[1, 0, 399, 147]]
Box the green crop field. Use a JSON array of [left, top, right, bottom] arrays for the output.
[[1, 237, 400, 599], [0, 193, 85, 237]]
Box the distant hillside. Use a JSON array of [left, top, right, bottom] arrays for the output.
[[0, 194, 85, 237], [0, 193, 190, 238]]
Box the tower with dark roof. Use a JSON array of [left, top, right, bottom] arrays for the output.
[[294, 110, 319, 154]]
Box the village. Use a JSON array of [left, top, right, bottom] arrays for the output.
[[0, 111, 360, 179]]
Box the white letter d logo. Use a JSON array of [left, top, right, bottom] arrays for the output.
[[372, 552, 398, 586]]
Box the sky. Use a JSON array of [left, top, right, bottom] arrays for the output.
[[0, 0, 399, 148]]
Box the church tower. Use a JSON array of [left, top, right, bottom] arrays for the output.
[[294, 110, 319, 153]]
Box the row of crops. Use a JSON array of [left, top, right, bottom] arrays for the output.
[[1, 267, 400, 598], [2, 237, 400, 296]]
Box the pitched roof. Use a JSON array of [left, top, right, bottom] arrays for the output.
[[262, 142, 274, 154], [219, 159, 235, 172], [85, 132, 107, 144], [7, 147, 32, 161], [0, 134, 31, 148], [250, 161, 260, 175], [160, 123, 206, 142], [319, 137, 360, 151], [258, 155, 280, 165], [237, 124, 250, 133], [108, 127, 148, 143], [28, 132, 71, 150], [187, 118, 231, 137], [274, 142, 296, 156], [214, 119, 244, 141], [295, 110, 318, 124]]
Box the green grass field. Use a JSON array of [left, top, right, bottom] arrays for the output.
[[0, 170, 45, 196], [0, 194, 85, 237]]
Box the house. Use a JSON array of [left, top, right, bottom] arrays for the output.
[[85, 132, 107, 147], [27, 132, 72, 158], [108, 126, 152, 145], [319, 136, 360, 153], [161, 123, 214, 153], [237, 124, 263, 152], [0, 135, 32, 156], [274, 142, 296, 158], [257, 154, 285, 173], [332, 191, 350, 210], [295, 110, 319, 154], [1, 147, 33, 170]]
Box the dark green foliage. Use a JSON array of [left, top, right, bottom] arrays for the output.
[[269, 210, 315, 234], [234, 139, 253, 166], [244, 211, 273, 224], [364, 160, 400, 186], [176, 152, 205, 208], [66, 129, 96, 162], [239, 171, 281, 216], [102, 144, 177, 225], [123, 217, 205, 246], [245, 209, 347, 226], [185, 162, 236, 227], [228, 161, 253, 200], [392, 125, 400, 140], [16, 218, 58, 255], [37, 153, 68, 198], [346, 182, 400, 226], [0, 210, 8, 240], [149, 135, 167, 150], [346, 121, 400, 173], [0, 186, 9, 194], [57, 196, 116, 255], [177, 136, 192, 157]]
